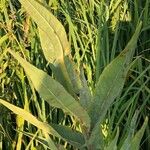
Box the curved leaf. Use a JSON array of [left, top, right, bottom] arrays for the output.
[[8, 49, 90, 129], [20, 0, 70, 63]]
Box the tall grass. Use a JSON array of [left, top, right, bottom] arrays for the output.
[[0, 0, 150, 149]]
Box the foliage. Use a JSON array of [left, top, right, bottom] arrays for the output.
[[0, 0, 149, 149]]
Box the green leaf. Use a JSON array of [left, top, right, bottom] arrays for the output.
[[50, 58, 75, 97], [20, 124, 85, 149], [120, 110, 139, 150], [130, 117, 148, 150], [50, 123, 85, 148], [8, 49, 90, 129], [120, 115, 148, 150], [20, 0, 70, 63], [64, 56, 82, 95], [38, 28, 63, 64], [38, 31, 74, 97], [64, 56, 92, 109], [79, 67, 92, 110], [0, 99, 85, 148], [104, 128, 119, 150], [19, 0, 80, 97], [90, 22, 142, 126], [88, 22, 142, 146]]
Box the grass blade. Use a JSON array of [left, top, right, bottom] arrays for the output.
[[0, 99, 60, 139], [130, 117, 148, 150]]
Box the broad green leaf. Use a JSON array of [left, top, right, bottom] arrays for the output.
[[86, 125, 104, 149], [40, 28, 72, 96], [89, 22, 142, 145], [20, 126, 84, 149], [90, 22, 142, 126], [8, 49, 90, 129], [130, 117, 148, 150], [38, 30, 72, 96], [20, 0, 70, 62], [38, 28, 63, 64], [19, 0, 81, 97]]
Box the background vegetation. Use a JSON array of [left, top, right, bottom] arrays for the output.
[[0, 0, 150, 149]]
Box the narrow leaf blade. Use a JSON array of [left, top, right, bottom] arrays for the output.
[[130, 117, 148, 150], [0, 99, 60, 138]]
